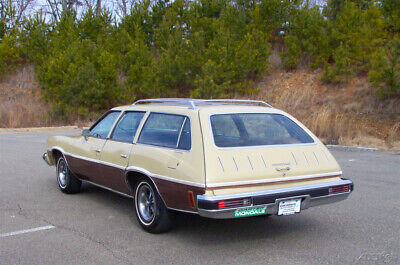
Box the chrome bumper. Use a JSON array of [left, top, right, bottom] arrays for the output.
[[42, 152, 52, 166], [197, 179, 353, 219]]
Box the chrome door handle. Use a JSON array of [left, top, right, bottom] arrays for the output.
[[95, 149, 101, 153], [120, 154, 127, 158], [276, 166, 290, 171]]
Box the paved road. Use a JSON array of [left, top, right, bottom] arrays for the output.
[[0, 130, 399, 265]]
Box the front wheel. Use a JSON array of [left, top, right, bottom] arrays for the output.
[[134, 178, 173, 233], [56, 157, 81, 194]]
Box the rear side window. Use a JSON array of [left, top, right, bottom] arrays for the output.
[[138, 113, 191, 149], [111, 112, 145, 143], [178, 119, 191, 150], [210, 113, 314, 147], [90, 111, 120, 139]]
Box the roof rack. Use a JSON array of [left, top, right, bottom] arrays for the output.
[[131, 98, 272, 109]]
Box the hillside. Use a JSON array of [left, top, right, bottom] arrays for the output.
[[258, 67, 400, 150], [1, 64, 399, 151]]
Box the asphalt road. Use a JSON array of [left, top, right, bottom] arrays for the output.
[[0, 129, 399, 265]]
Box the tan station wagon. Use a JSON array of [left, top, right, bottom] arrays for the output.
[[43, 99, 353, 233]]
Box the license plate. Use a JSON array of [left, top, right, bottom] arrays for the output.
[[278, 199, 301, 215], [234, 207, 266, 218]]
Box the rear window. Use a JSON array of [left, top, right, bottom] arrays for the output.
[[210, 113, 314, 147]]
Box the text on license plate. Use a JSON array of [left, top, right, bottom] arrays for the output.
[[278, 199, 302, 215], [234, 207, 266, 218]]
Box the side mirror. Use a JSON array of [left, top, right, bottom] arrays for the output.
[[82, 129, 90, 138]]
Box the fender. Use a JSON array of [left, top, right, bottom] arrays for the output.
[[125, 166, 203, 214], [50, 146, 68, 166], [124, 167, 168, 208]]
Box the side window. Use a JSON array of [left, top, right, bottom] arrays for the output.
[[90, 112, 120, 139], [138, 113, 187, 149], [111, 112, 145, 143], [178, 119, 191, 150]]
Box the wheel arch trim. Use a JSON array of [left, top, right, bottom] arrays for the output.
[[124, 167, 168, 207], [49, 147, 69, 167]]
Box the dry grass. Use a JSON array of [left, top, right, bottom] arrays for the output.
[[257, 68, 400, 151], [0, 65, 90, 128], [0, 65, 106, 128], [0, 65, 54, 128]]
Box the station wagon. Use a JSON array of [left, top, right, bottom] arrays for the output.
[[43, 99, 353, 233]]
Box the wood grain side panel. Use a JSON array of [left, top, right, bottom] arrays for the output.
[[64, 155, 93, 181], [98, 164, 132, 195], [152, 178, 205, 211], [66, 154, 205, 211]]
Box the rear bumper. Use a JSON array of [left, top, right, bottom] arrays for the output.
[[197, 179, 353, 219]]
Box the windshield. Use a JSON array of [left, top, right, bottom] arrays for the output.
[[210, 113, 315, 147]]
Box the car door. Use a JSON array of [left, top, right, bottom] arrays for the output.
[[98, 111, 146, 194], [68, 111, 121, 182], [132, 113, 203, 210]]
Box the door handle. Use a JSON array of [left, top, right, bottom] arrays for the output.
[[275, 166, 290, 171], [95, 149, 101, 153], [120, 154, 127, 158]]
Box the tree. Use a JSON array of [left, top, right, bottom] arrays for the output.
[[82, 0, 102, 15], [112, 0, 137, 18], [282, 6, 330, 69], [322, 1, 386, 83]]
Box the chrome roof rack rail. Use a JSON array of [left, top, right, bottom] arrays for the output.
[[132, 98, 197, 109], [131, 98, 272, 109]]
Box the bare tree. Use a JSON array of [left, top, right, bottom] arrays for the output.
[[82, 0, 102, 15], [45, 0, 82, 21], [95, 0, 101, 15], [0, 0, 34, 30], [112, 0, 137, 18]]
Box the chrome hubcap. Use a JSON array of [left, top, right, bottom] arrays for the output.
[[58, 160, 67, 188], [137, 184, 155, 223]]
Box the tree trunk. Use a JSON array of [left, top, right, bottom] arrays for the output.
[[96, 0, 101, 15]]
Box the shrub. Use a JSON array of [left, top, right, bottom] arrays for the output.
[[321, 43, 354, 83], [368, 38, 400, 98], [0, 34, 22, 78]]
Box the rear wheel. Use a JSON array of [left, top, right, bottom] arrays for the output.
[[56, 157, 81, 194], [134, 177, 173, 233]]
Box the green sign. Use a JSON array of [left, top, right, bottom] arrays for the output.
[[234, 207, 266, 218]]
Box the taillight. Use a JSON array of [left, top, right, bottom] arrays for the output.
[[329, 185, 349, 194], [218, 198, 251, 209], [188, 191, 196, 209]]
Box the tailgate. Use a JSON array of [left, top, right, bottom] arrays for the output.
[[204, 143, 341, 188], [198, 108, 342, 189]]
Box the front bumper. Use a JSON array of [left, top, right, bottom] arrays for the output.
[[197, 179, 353, 219], [42, 152, 52, 166]]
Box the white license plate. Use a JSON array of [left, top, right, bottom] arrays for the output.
[[278, 199, 302, 215]]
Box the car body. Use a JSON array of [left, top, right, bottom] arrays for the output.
[[43, 98, 353, 232]]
